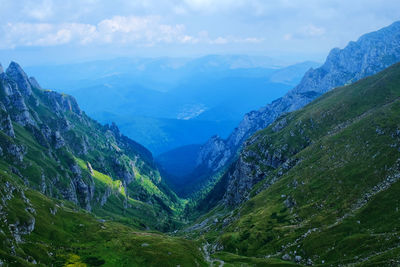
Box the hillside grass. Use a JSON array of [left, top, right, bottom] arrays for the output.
[[0, 173, 207, 266], [191, 63, 400, 266]]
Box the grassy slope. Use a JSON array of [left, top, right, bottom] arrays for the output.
[[0, 79, 184, 231], [0, 173, 206, 266], [193, 63, 400, 266]]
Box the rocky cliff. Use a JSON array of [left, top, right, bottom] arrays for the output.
[[0, 62, 180, 231], [195, 20, 400, 182]]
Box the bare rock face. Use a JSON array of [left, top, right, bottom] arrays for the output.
[[222, 136, 289, 206], [0, 102, 15, 138], [10, 91, 36, 126], [28, 77, 41, 89], [6, 62, 32, 96], [44, 90, 82, 115], [113, 156, 135, 184], [222, 157, 255, 206], [196, 20, 400, 191], [70, 163, 94, 211], [75, 178, 93, 211], [40, 124, 52, 141], [110, 122, 122, 137], [0, 63, 3, 74], [6, 143, 26, 162], [196, 135, 231, 172], [87, 162, 94, 175], [60, 180, 78, 205], [53, 131, 66, 149], [0, 73, 36, 127], [0, 185, 36, 245], [9, 216, 36, 243]]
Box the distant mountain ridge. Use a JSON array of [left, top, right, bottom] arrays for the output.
[[193, 20, 400, 187], [26, 56, 318, 154]]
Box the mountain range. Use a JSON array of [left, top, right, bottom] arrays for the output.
[[162, 20, 400, 198], [1, 20, 400, 266], [26, 56, 319, 154], [189, 59, 400, 266]]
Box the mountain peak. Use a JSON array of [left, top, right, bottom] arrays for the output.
[[7, 61, 25, 74], [193, 20, 400, 187], [0, 63, 3, 74], [6, 61, 32, 96]]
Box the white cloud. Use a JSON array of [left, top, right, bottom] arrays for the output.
[[235, 37, 264, 44], [173, 5, 188, 15], [0, 15, 262, 49], [22, 0, 54, 21], [0, 16, 199, 48], [284, 24, 326, 41], [1, 22, 98, 48], [211, 37, 228, 45], [1, 0, 399, 60], [301, 24, 326, 37]]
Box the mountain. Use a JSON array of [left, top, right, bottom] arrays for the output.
[[189, 61, 400, 266], [0, 62, 212, 266], [0, 174, 206, 266], [3, 22, 400, 266], [190, 20, 400, 196], [26, 56, 317, 154], [267, 61, 321, 85], [0, 62, 183, 231], [24, 55, 290, 93]]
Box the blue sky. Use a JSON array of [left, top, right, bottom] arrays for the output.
[[0, 0, 399, 66]]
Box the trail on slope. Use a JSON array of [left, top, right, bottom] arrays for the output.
[[203, 242, 225, 267]]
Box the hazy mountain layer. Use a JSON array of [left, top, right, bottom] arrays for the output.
[[26, 56, 318, 154]]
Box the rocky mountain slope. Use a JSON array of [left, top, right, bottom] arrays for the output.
[[192, 20, 400, 195], [189, 62, 400, 266], [0, 62, 182, 231], [0, 172, 206, 266]]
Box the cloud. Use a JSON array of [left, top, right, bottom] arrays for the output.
[[235, 37, 264, 44], [0, 16, 199, 48], [1, 22, 97, 48], [0, 15, 263, 49], [211, 37, 228, 45], [209, 36, 264, 45], [1, 0, 400, 62], [284, 24, 326, 41]]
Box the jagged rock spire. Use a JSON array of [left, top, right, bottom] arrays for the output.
[[6, 61, 32, 96], [110, 122, 122, 137], [29, 77, 41, 89]]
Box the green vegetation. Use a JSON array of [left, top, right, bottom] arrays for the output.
[[0, 173, 206, 266], [0, 81, 185, 231], [187, 63, 400, 265], [0, 64, 201, 265], [212, 252, 298, 266], [3, 60, 400, 266]]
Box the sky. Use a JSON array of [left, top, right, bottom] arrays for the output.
[[0, 0, 399, 66]]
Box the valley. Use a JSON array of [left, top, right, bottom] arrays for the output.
[[0, 10, 400, 267], [26, 57, 318, 155]]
